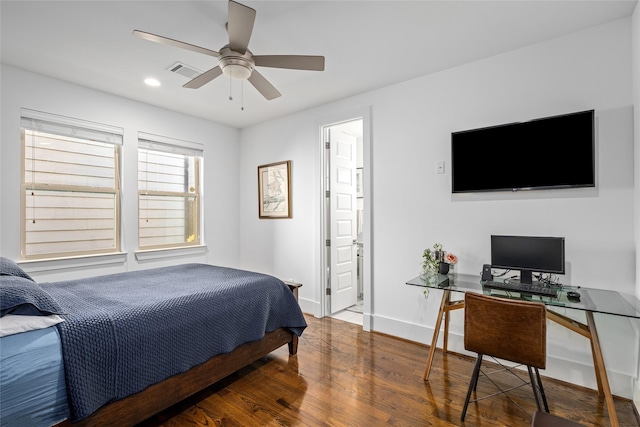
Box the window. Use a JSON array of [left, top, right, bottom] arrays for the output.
[[137, 133, 202, 250], [21, 110, 122, 260]]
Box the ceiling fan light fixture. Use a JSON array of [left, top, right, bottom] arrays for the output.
[[219, 47, 254, 80], [221, 62, 252, 79]]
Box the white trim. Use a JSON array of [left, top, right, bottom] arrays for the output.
[[317, 106, 373, 331], [298, 297, 318, 316], [19, 252, 127, 273], [135, 245, 207, 261], [634, 381, 640, 421]]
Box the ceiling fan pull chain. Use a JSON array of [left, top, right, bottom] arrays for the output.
[[241, 80, 245, 111], [229, 68, 233, 100]]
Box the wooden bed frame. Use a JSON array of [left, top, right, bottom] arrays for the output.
[[57, 282, 301, 427]]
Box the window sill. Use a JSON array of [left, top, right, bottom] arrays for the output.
[[20, 252, 127, 273], [135, 245, 207, 261]]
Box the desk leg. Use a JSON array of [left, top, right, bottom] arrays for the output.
[[546, 310, 619, 427], [423, 290, 449, 381], [443, 291, 451, 353], [586, 311, 618, 427]]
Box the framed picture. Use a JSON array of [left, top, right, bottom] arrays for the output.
[[356, 167, 363, 198], [258, 160, 292, 219]]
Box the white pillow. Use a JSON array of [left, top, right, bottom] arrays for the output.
[[0, 314, 64, 337]]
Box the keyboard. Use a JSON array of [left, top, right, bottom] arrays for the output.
[[482, 280, 558, 298]]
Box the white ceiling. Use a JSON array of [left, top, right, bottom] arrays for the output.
[[1, 1, 637, 129]]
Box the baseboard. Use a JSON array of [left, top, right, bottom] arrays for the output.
[[371, 313, 635, 399], [363, 313, 372, 332], [634, 379, 640, 424], [298, 297, 318, 317]]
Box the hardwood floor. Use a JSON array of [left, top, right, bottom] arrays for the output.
[[139, 314, 638, 427]]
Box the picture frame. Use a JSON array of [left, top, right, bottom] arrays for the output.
[[258, 160, 292, 219], [356, 167, 363, 198]]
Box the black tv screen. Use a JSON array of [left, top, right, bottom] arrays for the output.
[[451, 110, 595, 193]]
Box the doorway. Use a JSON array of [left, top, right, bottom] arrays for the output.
[[320, 115, 368, 327]]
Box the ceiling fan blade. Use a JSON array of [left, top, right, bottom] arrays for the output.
[[254, 55, 325, 71], [133, 30, 220, 58], [227, 0, 256, 54], [248, 70, 281, 100], [183, 66, 223, 89]]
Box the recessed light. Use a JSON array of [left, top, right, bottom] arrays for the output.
[[144, 78, 161, 87]]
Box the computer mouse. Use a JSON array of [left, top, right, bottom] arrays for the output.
[[566, 291, 581, 302]]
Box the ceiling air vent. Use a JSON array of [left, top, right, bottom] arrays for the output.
[[167, 62, 202, 79]]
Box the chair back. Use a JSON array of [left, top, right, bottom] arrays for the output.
[[464, 292, 547, 369]]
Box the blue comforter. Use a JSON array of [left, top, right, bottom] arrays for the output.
[[44, 264, 307, 422]]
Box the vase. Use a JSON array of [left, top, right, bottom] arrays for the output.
[[438, 262, 450, 275]]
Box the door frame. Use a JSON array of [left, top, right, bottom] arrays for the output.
[[317, 106, 372, 331]]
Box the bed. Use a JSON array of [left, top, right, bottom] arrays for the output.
[[0, 258, 306, 427]]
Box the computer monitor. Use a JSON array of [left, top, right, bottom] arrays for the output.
[[490, 235, 565, 284]]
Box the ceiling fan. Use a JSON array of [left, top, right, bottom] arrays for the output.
[[133, 0, 325, 100]]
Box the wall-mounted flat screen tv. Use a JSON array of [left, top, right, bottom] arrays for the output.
[[451, 109, 595, 193]]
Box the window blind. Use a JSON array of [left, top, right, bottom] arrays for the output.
[[138, 133, 202, 250], [21, 110, 122, 259], [21, 109, 123, 145]]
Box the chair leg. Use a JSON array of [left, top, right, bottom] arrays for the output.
[[527, 366, 543, 411], [472, 362, 481, 392], [461, 354, 483, 422], [534, 368, 549, 412]]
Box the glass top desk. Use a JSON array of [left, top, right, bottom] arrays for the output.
[[406, 273, 640, 427]]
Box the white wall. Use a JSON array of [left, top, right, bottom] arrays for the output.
[[0, 65, 242, 281], [632, 1, 640, 416], [238, 113, 319, 290], [240, 18, 637, 397], [0, 64, 3, 252]]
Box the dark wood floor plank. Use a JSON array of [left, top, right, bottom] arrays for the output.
[[140, 314, 638, 427]]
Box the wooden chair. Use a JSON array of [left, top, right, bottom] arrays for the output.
[[461, 292, 549, 421]]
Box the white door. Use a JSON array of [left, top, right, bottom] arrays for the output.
[[328, 127, 358, 313]]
